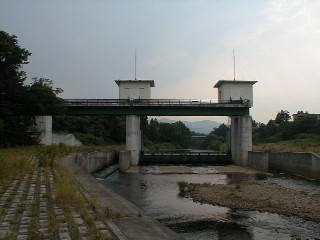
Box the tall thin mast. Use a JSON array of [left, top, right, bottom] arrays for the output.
[[233, 49, 235, 81], [135, 49, 137, 80]]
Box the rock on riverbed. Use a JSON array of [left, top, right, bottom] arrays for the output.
[[186, 181, 320, 223]]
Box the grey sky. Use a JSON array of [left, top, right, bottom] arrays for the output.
[[1, 0, 319, 124]]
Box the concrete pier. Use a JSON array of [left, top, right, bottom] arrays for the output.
[[231, 116, 252, 166], [126, 115, 141, 166], [35, 116, 52, 145]]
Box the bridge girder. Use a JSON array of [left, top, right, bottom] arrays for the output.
[[63, 99, 250, 116]]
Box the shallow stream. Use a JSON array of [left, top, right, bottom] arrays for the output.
[[99, 166, 320, 240]]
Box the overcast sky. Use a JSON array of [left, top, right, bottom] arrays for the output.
[[1, 0, 319, 124]]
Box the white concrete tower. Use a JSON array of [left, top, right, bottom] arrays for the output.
[[214, 80, 257, 166], [115, 80, 155, 165]]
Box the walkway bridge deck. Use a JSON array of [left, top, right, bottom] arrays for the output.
[[139, 151, 231, 165], [64, 99, 250, 116]]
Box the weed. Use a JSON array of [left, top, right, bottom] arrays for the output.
[[255, 172, 268, 180], [226, 192, 241, 201], [177, 181, 195, 196]]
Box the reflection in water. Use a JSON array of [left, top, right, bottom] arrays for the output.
[[102, 167, 320, 240]]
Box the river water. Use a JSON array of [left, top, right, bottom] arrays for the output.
[[100, 166, 320, 240]]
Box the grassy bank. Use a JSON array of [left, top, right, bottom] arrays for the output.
[[253, 136, 320, 153]]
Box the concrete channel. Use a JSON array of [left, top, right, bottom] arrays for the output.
[[61, 152, 184, 240]]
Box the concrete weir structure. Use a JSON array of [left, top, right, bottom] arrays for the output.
[[37, 79, 258, 169], [214, 80, 257, 166], [115, 79, 155, 166]]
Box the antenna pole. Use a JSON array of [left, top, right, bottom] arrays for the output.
[[135, 49, 137, 80], [233, 49, 235, 81]]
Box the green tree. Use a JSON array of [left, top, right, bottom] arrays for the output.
[[0, 30, 63, 146], [202, 132, 224, 151], [212, 123, 229, 139], [26, 77, 64, 115], [275, 110, 291, 124]]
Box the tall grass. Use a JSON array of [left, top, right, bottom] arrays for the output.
[[0, 147, 34, 187], [54, 163, 84, 209]]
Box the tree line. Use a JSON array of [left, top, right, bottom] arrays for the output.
[[253, 110, 320, 143], [0, 30, 64, 147]]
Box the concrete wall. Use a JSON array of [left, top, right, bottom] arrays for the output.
[[52, 133, 82, 146], [119, 151, 131, 172], [269, 152, 320, 180], [248, 151, 320, 180], [248, 151, 269, 172], [75, 151, 118, 173]]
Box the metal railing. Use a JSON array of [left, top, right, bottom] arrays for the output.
[[64, 99, 251, 107]]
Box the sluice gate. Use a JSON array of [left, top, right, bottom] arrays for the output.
[[139, 151, 231, 165]]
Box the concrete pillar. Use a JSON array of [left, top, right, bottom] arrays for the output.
[[35, 116, 52, 145], [126, 115, 141, 166], [119, 150, 131, 172], [230, 116, 252, 166]]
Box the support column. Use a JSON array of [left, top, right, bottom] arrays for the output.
[[35, 116, 52, 145], [126, 115, 141, 166], [230, 116, 252, 166]]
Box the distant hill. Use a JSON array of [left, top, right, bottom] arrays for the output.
[[158, 118, 221, 134]]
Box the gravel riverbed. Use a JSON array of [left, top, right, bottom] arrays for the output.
[[187, 181, 320, 223]]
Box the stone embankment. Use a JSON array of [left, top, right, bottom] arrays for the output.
[[0, 156, 112, 239]]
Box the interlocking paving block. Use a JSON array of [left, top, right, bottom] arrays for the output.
[[7, 209, 15, 214], [0, 230, 10, 239], [54, 207, 64, 215], [21, 217, 32, 224], [40, 207, 47, 212], [22, 210, 32, 217], [25, 200, 33, 205], [18, 225, 29, 234], [39, 219, 48, 228], [16, 234, 29, 240], [71, 212, 81, 218], [0, 221, 10, 228], [10, 202, 19, 208], [94, 221, 107, 230], [59, 232, 72, 240], [3, 214, 14, 221], [39, 213, 48, 220], [74, 217, 84, 225], [59, 223, 69, 232], [78, 226, 88, 235], [13, 196, 21, 201]]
